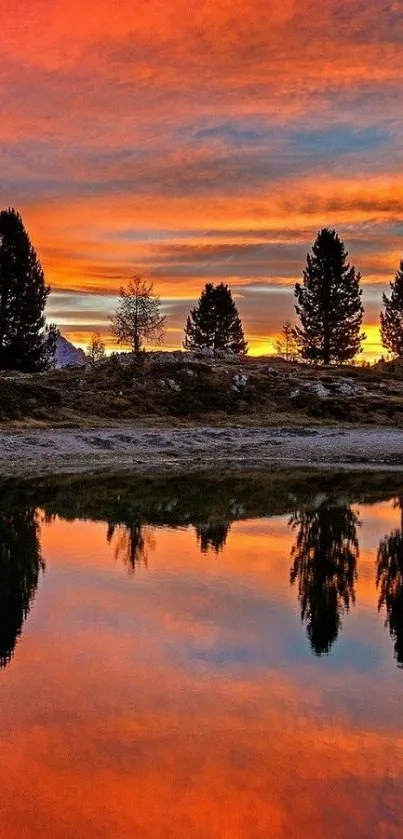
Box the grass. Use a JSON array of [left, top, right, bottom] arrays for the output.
[[0, 354, 403, 427]]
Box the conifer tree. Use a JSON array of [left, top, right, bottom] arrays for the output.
[[289, 502, 359, 656], [294, 228, 365, 364], [380, 260, 403, 357], [183, 282, 247, 355], [0, 208, 57, 371]]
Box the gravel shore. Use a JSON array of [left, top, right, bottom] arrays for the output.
[[1, 424, 403, 477]]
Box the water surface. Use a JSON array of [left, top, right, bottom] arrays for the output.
[[1, 470, 403, 838]]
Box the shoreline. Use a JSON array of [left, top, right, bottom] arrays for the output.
[[2, 424, 403, 477]]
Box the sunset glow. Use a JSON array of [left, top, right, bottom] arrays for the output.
[[2, 0, 403, 358]]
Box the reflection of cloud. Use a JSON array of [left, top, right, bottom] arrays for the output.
[[6, 504, 403, 837]]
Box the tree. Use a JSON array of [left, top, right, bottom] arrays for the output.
[[380, 260, 403, 358], [87, 332, 106, 363], [0, 208, 57, 371], [111, 275, 166, 354], [0, 507, 44, 668], [275, 320, 298, 361], [195, 520, 231, 553], [294, 228, 365, 364], [377, 497, 403, 667], [289, 502, 359, 655], [183, 282, 247, 355], [106, 522, 155, 573]]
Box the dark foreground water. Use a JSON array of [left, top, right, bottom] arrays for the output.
[[1, 470, 403, 838]]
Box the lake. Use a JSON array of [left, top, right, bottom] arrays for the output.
[[1, 469, 402, 838]]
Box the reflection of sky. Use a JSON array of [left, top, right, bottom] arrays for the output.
[[3, 1, 403, 357], [0, 501, 402, 837]]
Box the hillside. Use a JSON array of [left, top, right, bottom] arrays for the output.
[[0, 351, 402, 427]]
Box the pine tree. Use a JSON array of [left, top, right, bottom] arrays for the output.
[[294, 228, 365, 364], [289, 502, 359, 656], [376, 499, 403, 668], [0, 208, 57, 371], [380, 260, 403, 357], [183, 282, 247, 355]]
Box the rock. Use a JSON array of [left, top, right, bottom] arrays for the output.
[[338, 383, 356, 396], [196, 347, 215, 359], [290, 389, 300, 399], [307, 382, 330, 398], [233, 373, 248, 388], [167, 379, 181, 392], [54, 335, 87, 368]]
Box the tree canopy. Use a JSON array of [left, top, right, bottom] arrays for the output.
[[111, 276, 166, 354], [0, 208, 57, 371], [294, 228, 365, 364], [289, 502, 359, 656], [380, 259, 403, 358], [183, 282, 247, 355]]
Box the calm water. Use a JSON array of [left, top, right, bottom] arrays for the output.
[[1, 471, 403, 838]]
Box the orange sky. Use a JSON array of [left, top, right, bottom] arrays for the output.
[[2, 0, 403, 358]]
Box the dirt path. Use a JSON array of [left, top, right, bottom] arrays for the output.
[[1, 424, 403, 477]]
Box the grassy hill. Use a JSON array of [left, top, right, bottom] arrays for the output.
[[0, 353, 403, 427]]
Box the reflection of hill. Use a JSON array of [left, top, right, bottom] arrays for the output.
[[10, 469, 403, 532], [289, 504, 359, 655], [377, 497, 403, 667], [0, 510, 44, 668]]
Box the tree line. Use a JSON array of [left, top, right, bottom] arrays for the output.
[[2, 206, 403, 371], [1, 494, 403, 668]]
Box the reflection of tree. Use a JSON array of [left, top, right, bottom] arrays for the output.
[[0, 510, 44, 668], [289, 504, 359, 655], [107, 523, 155, 572], [195, 520, 230, 554], [377, 498, 403, 667]]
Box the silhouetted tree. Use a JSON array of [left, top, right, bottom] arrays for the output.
[[289, 502, 359, 655], [111, 275, 166, 354], [0, 509, 44, 667], [275, 320, 298, 361], [87, 332, 106, 363], [377, 497, 403, 667], [184, 282, 247, 355], [294, 228, 365, 364], [380, 260, 403, 358], [106, 522, 155, 572], [0, 208, 58, 371], [195, 520, 231, 553]]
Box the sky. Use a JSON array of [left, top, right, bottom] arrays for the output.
[[1, 0, 403, 359]]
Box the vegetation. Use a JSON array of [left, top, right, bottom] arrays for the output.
[[111, 275, 166, 354], [87, 332, 106, 363], [380, 260, 403, 358], [0, 469, 403, 667], [294, 228, 365, 364], [275, 320, 298, 361], [0, 208, 58, 372], [290, 503, 359, 655], [183, 282, 247, 355]]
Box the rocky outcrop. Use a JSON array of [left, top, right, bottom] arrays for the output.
[[54, 336, 87, 368]]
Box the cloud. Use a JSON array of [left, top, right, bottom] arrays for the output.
[[1, 0, 402, 358]]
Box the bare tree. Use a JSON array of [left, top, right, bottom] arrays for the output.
[[87, 332, 106, 364], [275, 320, 298, 361], [111, 276, 166, 354]]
